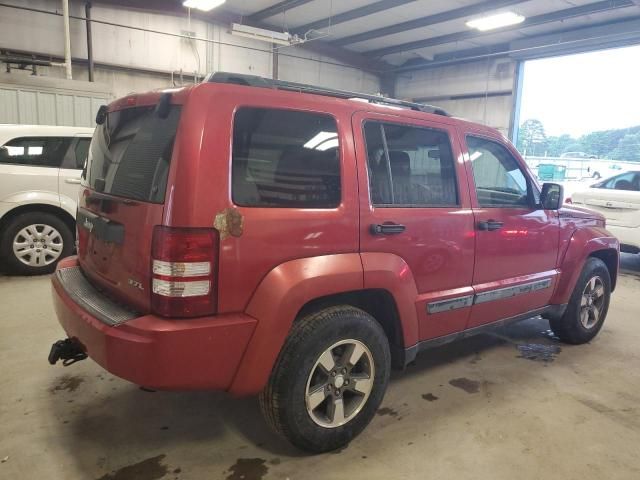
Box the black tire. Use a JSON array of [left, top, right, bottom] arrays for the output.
[[592, 172, 601, 179], [0, 212, 74, 275], [549, 257, 611, 344], [259, 305, 391, 453]]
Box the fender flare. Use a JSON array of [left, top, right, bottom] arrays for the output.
[[551, 227, 619, 304], [229, 253, 364, 396], [360, 252, 419, 349]]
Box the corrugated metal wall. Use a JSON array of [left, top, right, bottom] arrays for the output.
[[0, 84, 108, 127]]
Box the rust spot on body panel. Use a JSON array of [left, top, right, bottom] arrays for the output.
[[214, 208, 244, 240]]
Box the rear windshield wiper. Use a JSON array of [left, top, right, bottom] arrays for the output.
[[86, 191, 138, 205]]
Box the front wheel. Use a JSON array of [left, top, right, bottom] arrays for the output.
[[259, 306, 390, 453], [549, 257, 611, 344]]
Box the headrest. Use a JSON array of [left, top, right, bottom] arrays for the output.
[[389, 151, 410, 176]]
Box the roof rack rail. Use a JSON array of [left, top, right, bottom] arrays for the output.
[[204, 71, 449, 116]]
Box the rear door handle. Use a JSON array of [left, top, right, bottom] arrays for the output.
[[65, 178, 82, 184], [477, 220, 504, 231], [370, 223, 406, 235]]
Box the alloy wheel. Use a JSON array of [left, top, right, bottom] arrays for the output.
[[580, 275, 605, 329], [305, 339, 375, 428]]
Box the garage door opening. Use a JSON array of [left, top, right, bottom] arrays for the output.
[[514, 45, 640, 182]]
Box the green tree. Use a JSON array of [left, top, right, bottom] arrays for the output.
[[609, 133, 640, 161], [546, 134, 574, 157], [564, 142, 585, 154], [517, 119, 548, 156]]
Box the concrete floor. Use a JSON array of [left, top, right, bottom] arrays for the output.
[[1, 255, 639, 480]]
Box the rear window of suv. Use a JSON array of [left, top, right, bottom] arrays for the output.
[[232, 107, 340, 208], [85, 105, 181, 203]]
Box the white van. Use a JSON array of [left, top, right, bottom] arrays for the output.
[[0, 125, 94, 274]]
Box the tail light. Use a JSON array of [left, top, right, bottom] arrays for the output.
[[151, 226, 218, 317], [564, 197, 572, 204], [77, 224, 89, 254]]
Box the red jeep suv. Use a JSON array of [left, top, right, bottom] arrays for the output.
[[49, 72, 619, 452]]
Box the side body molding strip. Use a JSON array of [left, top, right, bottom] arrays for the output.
[[427, 295, 474, 314], [426, 278, 553, 314]]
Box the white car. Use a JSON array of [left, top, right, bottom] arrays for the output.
[[0, 125, 94, 274], [570, 171, 640, 254]]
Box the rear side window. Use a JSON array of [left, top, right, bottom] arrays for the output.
[[0, 136, 72, 167], [467, 136, 531, 208], [363, 121, 458, 207], [61, 138, 91, 170], [232, 107, 340, 208], [74, 138, 91, 169], [86, 105, 181, 203]]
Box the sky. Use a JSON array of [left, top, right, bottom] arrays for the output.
[[518, 45, 640, 138]]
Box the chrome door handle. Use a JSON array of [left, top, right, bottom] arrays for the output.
[[65, 178, 82, 184]]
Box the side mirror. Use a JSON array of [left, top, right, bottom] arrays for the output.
[[540, 183, 564, 210]]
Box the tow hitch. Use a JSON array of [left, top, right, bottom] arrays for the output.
[[48, 338, 87, 366]]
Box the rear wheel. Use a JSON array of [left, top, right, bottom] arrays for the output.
[[0, 212, 74, 275], [549, 257, 611, 344], [259, 306, 390, 453]]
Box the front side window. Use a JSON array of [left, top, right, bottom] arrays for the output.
[[0, 136, 72, 167], [363, 121, 458, 207], [232, 107, 340, 208], [595, 172, 640, 191], [467, 136, 531, 208]]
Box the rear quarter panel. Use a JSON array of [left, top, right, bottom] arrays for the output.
[[164, 84, 361, 314]]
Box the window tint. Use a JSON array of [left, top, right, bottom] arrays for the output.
[[596, 172, 640, 191], [232, 107, 340, 208], [61, 138, 91, 170], [467, 136, 530, 208], [87, 106, 181, 203], [363, 122, 457, 207], [0, 137, 72, 167], [74, 138, 91, 169]]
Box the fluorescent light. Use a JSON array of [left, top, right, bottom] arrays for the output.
[[183, 0, 226, 12], [466, 12, 525, 31], [231, 23, 293, 46]]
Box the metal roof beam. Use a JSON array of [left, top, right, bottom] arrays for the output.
[[366, 0, 635, 57], [333, 0, 527, 47], [393, 15, 640, 72], [293, 0, 416, 35], [88, 0, 392, 75], [247, 0, 316, 23]]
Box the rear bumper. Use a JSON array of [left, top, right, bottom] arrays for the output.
[[51, 257, 257, 390]]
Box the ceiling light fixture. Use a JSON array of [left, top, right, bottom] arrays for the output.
[[466, 11, 525, 31], [183, 0, 226, 12], [231, 23, 300, 46]]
